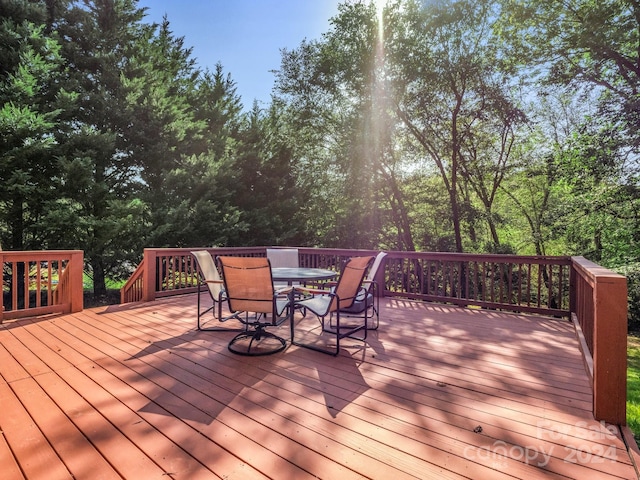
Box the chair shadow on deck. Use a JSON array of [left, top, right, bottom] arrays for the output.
[[127, 325, 284, 425], [114, 295, 406, 427], [127, 303, 383, 422], [316, 344, 372, 418]]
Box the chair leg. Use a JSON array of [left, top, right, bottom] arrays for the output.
[[368, 302, 379, 330], [368, 284, 380, 330], [333, 311, 367, 351], [291, 314, 339, 356], [330, 296, 379, 330], [196, 286, 245, 332], [293, 311, 366, 356], [228, 324, 287, 356]]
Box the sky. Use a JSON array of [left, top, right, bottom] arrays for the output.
[[136, 0, 343, 108]]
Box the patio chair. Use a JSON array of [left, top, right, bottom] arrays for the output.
[[218, 256, 293, 356], [292, 256, 373, 356], [266, 248, 299, 267], [191, 250, 243, 331], [267, 248, 299, 287], [337, 251, 387, 330]]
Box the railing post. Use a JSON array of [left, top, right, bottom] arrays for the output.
[[592, 271, 627, 425], [68, 250, 84, 313], [142, 248, 157, 302]]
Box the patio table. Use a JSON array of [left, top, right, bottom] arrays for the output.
[[271, 267, 336, 286]]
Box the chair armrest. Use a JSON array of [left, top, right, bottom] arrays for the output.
[[293, 286, 333, 297], [275, 286, 294, 295], [304, 280, 338, 289]]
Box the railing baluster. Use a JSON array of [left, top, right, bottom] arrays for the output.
[[46, 261, 51, 306]]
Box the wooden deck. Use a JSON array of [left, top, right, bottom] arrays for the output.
[[0, 294, 637, 479]]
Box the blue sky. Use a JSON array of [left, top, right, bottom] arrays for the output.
[[137, 0, 342, 108]]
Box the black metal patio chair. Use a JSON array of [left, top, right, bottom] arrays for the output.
[[191, 250, 244, 332], [218, 256, 293, 356], [292, 256, 373, 356]]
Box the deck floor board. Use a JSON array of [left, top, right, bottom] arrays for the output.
[[0, 295, 636, 479]]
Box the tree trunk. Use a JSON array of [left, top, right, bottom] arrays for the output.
[[384, 171, 416, 251], [92, 257, 107, 295], [451, 99, 464, 253]]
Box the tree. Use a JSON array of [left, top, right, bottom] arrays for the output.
[[53, 0, 162, 293], [387, 0, 523, 252], [497, 88, 578, 256], [0, 1, 71, 251], [274, 2, 410, 250], [498, 0, 640, 266], [0, 0, 87, 308], [151, 62, 247, 248], [231, 101, 307, 246], [499, 0, 640, 149]]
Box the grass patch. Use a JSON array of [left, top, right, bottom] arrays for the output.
[[627, 334, 640, 447], [82, 273, 125, 308]]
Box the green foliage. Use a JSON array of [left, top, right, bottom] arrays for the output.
[[230, 102, 308, 246], [498, 0, 640, 148], [624, 267, 640, 332], [158, 152, 244, 247], [627, 336, 640, 443], [0, 3, 67, 251]]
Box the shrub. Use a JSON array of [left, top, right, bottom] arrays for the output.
[[619, 264, 640, 333]]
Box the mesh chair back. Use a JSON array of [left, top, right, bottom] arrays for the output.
[[267, 248, 300, 287], [192, 250, 223, 298], [218, 256, 275, 314], [367, 252, 387, 285], [333, 256, 373, 311], [266, 248, 299, 268]]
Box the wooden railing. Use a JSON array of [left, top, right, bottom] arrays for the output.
[[382, 251, 572, 317], [571, 256, 627, 425], [1, 250, 84, 322], [121, 247, 572, 317], [120, 247, 388, 303], [120, 257, 145, 304]]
